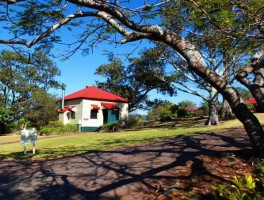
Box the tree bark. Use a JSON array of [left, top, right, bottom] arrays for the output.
[[221, 99, 232, 118], [236, 67, 264, 112], [251, 49, 264, 71], [205, 88, 220, 125], [251, 68, 264, 112], [159, 35, 264, 157]]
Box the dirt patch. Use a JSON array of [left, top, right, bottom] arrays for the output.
[[0, 128, 260, 200]]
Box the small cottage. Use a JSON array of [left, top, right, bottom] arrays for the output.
[[58, 86, 129, 132]]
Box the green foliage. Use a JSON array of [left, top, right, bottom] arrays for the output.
[[121, 114, 144, 129], [0, 107, 13, 124], [13, 1, 65, 38], [166, 0, 263, 48], [23, 89, 59, 129], [95, 48, 177, 112], [18, 118, 31, 128], [148, 101, 178, 121], [213, 166, 264, 200], [178, 100, 196, 108], [200, 101, 209, 116], [177, 100, 197, 118], [0, 107, 14, 134], [0, 50, 61, 133], [100, 123, 119, 132], [39, 121, 79, 136]]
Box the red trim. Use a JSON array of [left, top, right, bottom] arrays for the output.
[[91, 104, 100, 110], [102, 103, 119, 110], [58, 106, 75, 113]]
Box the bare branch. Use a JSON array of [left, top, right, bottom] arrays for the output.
[[172, 83, 209, 101], [0, 11, 98, 47]]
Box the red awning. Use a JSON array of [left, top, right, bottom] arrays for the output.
[[58, 106, 75, 113], [245, 98, 257, 104], [101, 103, 119, 110], [91, 104, 100, 110]]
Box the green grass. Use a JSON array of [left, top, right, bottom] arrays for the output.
[[1, 113, 264, 160]]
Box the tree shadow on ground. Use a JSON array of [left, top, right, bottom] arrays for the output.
[[0, 129, 255, 200]]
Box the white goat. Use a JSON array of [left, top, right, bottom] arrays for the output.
[[20, 128, 37, 154]]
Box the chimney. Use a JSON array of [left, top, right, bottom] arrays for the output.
[[61, 84, 66, 109]]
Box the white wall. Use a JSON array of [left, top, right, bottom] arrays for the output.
[[81, 99, 104, 127], [59, 99, 129, 128], [60, 99, 82, 125]]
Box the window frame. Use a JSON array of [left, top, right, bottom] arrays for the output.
[[90, 109, 98, 119]]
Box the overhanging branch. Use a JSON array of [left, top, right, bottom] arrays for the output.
[[0, 11, 98, 48]]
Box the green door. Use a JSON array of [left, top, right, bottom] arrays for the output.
[[103, 109, 108, 124], [108, 109, 119, 123]]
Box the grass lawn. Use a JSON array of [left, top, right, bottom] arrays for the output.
[[1, 113, 264, 160]]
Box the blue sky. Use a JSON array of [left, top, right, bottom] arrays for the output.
[[51, 42, 206, 114], [46, 30, 207, 114], [0, 1, 207, 114]]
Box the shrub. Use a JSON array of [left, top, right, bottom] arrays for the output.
[[148, 102, 177, 121], [39, 121, 79, 136], [122, 114, 143, 129], [213, 166, 264, 199], [5, 122, 17, 133], [100, 123, 119, 132]]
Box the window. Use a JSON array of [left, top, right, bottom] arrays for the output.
[[90, 109, 98, 119], [71, 111, 75, 119], [67, 111, 75, 120], [67, 112, 71, 120]]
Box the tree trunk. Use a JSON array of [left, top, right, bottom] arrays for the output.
[[221, 87, 264, 157], [221, 99, 232, 118], [205, 88, 220, 125], [162, 36, 264, 157], [235, 65, 264, 112], [251, 68, 264, 112]]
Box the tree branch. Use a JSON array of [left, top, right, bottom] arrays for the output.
[[172, 83, 209, 102], [0, 11, 98, 47]]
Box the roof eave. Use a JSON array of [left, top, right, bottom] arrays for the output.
[[64, 97, 128, 103]]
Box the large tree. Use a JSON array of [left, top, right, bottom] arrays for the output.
[[0, 0, 263, 156], [95, 49, 176, 112], [23, 89, 59, 129], [149, 44, 222, 125], [0, 49, 61, 132]]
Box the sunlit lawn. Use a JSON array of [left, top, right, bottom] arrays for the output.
[[1, 113, 264, 160]]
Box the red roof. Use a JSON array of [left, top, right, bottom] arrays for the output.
[[102, 103, 119, 109], [63, 86, 128, 103], [245, 98, 257, 104], [184, 106, 201, 111]]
